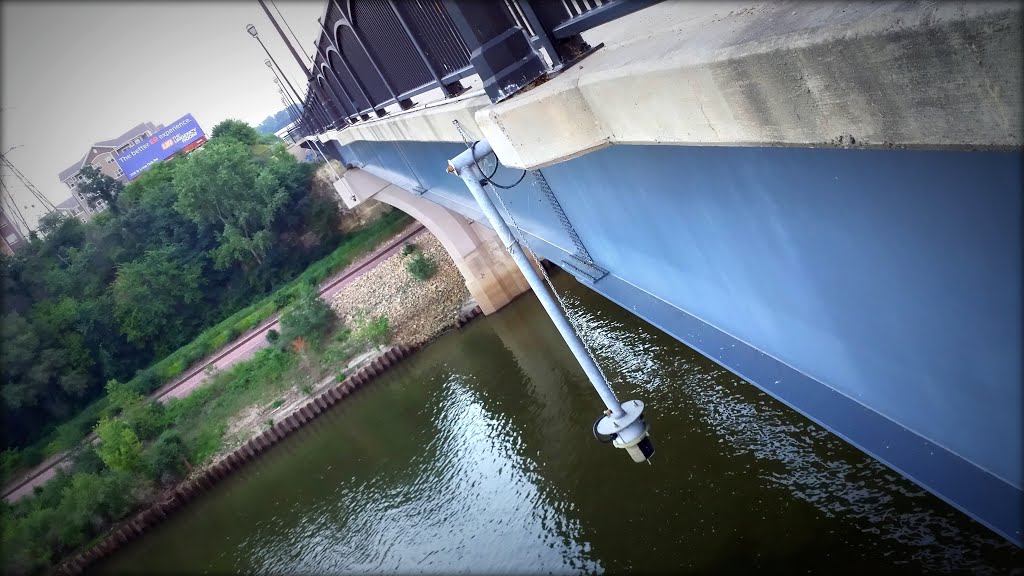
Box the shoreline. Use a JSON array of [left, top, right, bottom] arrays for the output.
[[57, 304, 484, 575], [2, 220, 424, 503]]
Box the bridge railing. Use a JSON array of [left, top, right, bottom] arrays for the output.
[[299, 0, 660, 134]]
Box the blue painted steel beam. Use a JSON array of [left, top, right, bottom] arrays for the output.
[[329, 137, 1023, 546]]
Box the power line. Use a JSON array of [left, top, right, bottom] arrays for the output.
[[270, 0, 315, 65], [1, 180, 33, 234], [0, 155, 55, 212]]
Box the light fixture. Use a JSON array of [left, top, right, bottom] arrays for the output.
[[246, 24, 257, 37]]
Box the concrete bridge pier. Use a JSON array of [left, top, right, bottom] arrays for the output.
[[335, 168, 530, 314]]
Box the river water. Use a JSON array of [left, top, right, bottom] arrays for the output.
[[96, 271, 1022, 574]]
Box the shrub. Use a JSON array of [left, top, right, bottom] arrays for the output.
[[95, 417, 144, 474], [0, 449, 24, 481], [105, 379, 142, 416], [354, 315, 390, 348], [278, 286, 334, 348], [270, 399, 284, 409], [300, 383, 313, 395], [69, 446, 105, 475], [44, 421, 86, 455], [163, 359, 186, 379], [401, 242, 417, 257], [266, 329, 280, 344], [144, 431, 188, 484], [181, 344, 206, 367], [406, 252, 437, 281], [122, 401, 169, 442], [272, 290, 294, 308], [335, 372, 346, 382], [264, 419, 274, 429], [133, 369, 162, 395]]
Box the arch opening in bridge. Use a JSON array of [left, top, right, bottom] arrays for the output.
[[334, 166, 532, 314]]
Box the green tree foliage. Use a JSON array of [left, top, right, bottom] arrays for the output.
[[112, 246, 202, 349], [1, 467, 139, 575], [76, 166, 124, 213], [94, 417, 143, 473], [1, 119, 341, 455], [144, 430, 188, 484], [277, 285, 334, 348], [210, 118, 259, 145], [173, 139, 288, 270], [256, 104, 301, 134]]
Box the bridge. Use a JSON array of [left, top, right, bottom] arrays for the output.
[[265, 0, 1022, 545]]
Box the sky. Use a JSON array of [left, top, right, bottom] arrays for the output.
[[1, 0, 323, 231]]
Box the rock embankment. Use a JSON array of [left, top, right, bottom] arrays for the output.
[[330, 231, 472, 345]]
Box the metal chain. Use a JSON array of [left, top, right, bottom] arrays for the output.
[[392, 141, 423, 192], [451, 120, 617, 392], [530, 169, 595, 265]]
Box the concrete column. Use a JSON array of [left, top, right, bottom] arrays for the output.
[[459, 222, 532, 314], [336, 168, 530, 313]]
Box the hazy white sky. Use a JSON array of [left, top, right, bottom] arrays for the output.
[[1, 0, 323, 230]]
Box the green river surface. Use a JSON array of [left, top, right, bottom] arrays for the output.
[[95, 271, 1022, 574]]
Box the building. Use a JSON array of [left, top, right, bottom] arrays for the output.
[[57, 121, 163, 215], [53, 195, 88, 222], [1, 210, 27, 255]]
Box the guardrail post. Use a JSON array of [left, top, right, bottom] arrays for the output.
[[516, 0, 590, 65], [443, 0, 547, 103]]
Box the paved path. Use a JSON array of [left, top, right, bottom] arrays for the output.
[[2, 223, 426, 502]]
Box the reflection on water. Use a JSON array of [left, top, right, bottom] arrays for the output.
[[558, 286, 1019, 574], [97, 271, 1021, 575]]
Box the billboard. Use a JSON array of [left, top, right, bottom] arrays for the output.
[[115, 113, 206, 180]]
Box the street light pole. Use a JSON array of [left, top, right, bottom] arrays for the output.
[[265, 58, 314, 135], [275, 77, 340, 181], [248, 25, 306, 120]]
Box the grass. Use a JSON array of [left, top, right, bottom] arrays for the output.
[[1, 210, 412, 487], [164, 312, 391, 465], [2, 278, 396, 576]]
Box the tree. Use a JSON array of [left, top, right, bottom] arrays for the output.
[[94, 417, 143, 473], [256, 105, 301, 134], [76, 166, 123, 213], [144, 431, 188, 484], [173, 139, 288, 269], [112, 246, 203, 349], [1, 109, 336, 459], [278, 285, 334, 348], [104, 379, 141, 416], [36, 212, 67, 237], [210, 119, 259, 145]]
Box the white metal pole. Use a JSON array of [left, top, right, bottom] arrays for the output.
[[448, 141, 626, 418]]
